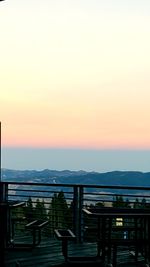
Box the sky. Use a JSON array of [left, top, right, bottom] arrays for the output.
[[0, 0, 150, 172]]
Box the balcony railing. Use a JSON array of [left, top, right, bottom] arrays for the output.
[[1, 181, 150, 266]]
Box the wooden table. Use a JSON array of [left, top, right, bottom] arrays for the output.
[[83, 207, 150, 267]]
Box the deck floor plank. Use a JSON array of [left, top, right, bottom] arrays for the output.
[[5, 238, 147, 267]]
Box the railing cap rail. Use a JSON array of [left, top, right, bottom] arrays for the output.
[[1, 181, 150, 190]]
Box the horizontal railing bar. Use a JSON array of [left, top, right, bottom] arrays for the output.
[[5, 181, 150, 190], [9, 190, 73, 197], [10, 188, 74, 194], [84, 193, 150, 199], [8, 195, 74, 203], [7, 181, 79, 187]]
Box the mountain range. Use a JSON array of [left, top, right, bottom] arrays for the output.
[[2, 168, 150, 187]]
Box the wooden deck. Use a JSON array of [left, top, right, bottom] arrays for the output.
[[5, 237, 147, 267], [5, 237, 97, 267]]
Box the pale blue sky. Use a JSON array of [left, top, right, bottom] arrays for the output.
[[2, 148, 150, 173]]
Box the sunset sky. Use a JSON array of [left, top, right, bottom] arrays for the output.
[[0, 0, 150, 172]]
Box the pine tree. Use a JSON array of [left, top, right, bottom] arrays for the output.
[[34, 198, 47, 220], [25, 196, 34, 222], [48, 191, 71, 232]]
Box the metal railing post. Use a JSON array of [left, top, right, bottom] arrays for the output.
[[73, 185, 84, 243], [78, 185, 84, 243], [73, 186, 78, 240], [0, 182, 8, 202]]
